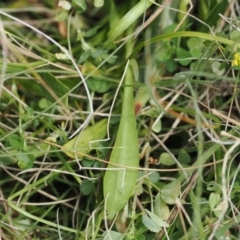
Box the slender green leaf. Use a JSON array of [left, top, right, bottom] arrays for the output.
[[106, 0, 153, 44], [130, 31, 240, 59], [200, 0, 228, 32], [38, 72, 70, 106]]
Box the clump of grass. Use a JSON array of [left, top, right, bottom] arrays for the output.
[[1, 1, 240, 239]]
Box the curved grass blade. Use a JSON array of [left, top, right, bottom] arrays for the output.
[[129, 31, 240, 59]]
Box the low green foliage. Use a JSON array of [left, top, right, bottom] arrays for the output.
[[1, 0, 240, 239]]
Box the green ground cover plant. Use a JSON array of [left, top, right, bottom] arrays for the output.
[[1, 0, 240, 239]]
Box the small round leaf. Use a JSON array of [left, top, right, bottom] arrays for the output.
[[159, 152, 175, 166]]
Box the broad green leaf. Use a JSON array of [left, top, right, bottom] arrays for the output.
[[80, 181, 94, 195], [148, 172, 160, 184], [62, 119, 107, 158], [142, 214, 162, 233], [38, 98, 52, 109], [190, 48, 202, 58], [87, 78, 110, 93], [157, 44, 172, 62], [17, 152, 34, 169], [9, 139, 22, 149], [187, 37, 204, 50], [187, 37, 204, 58], [154, 193, 170, 220], [176, 47, 192, 66], [159, 152, 175, 166], [102, 231, 124, 240], [152, 118, 161, 133], [178, 149, 191, 164], [103, 63, 139, 219], [8, 134, 24, 149], [143, 209, 169, 232], [145, 209, 169, 227], [209, 193, 220, 211], [230, 30, 240, 42], [82, 159, 95, 167], [165, 58, 177, 72], [161, 179, 181, 204]]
